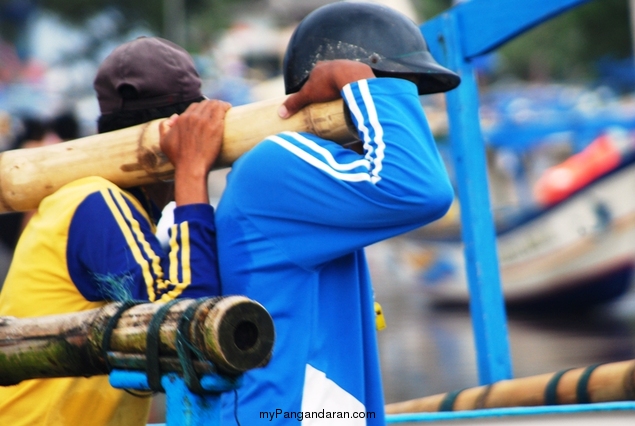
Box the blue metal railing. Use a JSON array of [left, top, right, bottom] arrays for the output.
[[387, 401, 635, 423]]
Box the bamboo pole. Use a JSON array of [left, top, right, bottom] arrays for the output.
[[0, 296, 274, 386], [385, 360, 635, 413], [0, 96, 352, 213]]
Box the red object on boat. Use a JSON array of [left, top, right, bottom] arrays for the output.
[[533, 130, 632, 206]]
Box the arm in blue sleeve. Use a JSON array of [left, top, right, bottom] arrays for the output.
[[67, 188, 220, 302], [343, 78, 454, 214], [229, 78, 454, 268], [168, 203, 221, 298]]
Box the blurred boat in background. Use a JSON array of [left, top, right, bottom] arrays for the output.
[[407, 97, 635, 311]]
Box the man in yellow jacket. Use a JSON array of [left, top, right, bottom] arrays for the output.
[[0, 36, 229, 426]]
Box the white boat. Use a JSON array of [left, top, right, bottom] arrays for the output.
[[411, 151, 635, 310]]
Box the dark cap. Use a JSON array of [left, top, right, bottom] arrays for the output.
[[94, 36, 203, 115]]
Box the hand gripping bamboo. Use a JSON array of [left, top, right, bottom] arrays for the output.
[[0, 97, 353, 213]]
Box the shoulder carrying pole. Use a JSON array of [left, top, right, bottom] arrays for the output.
[[0, 97, 353, 213]]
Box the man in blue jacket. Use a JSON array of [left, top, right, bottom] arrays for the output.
[[216, 3, 460, 425]]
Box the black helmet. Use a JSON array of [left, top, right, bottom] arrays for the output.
[[283, 2, 460, 95]]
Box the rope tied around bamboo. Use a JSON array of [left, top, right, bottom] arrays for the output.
[[385, 359, 635, 414], [0, 295, 275, 389]]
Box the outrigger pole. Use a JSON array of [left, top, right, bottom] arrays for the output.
[[0, 296, 275, 425], [386, 359, 635, 413], [0, 296, 274, 385]]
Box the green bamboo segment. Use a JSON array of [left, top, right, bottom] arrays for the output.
[[0, 310, 103, 386]]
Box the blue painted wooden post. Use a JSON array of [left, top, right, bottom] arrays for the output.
[[423, 12, 513, 385], [421, 0, 592, 385]]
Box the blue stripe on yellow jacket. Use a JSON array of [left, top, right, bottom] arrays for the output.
[[67, 183, 218, 303], [0, 175, 220, 426]]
